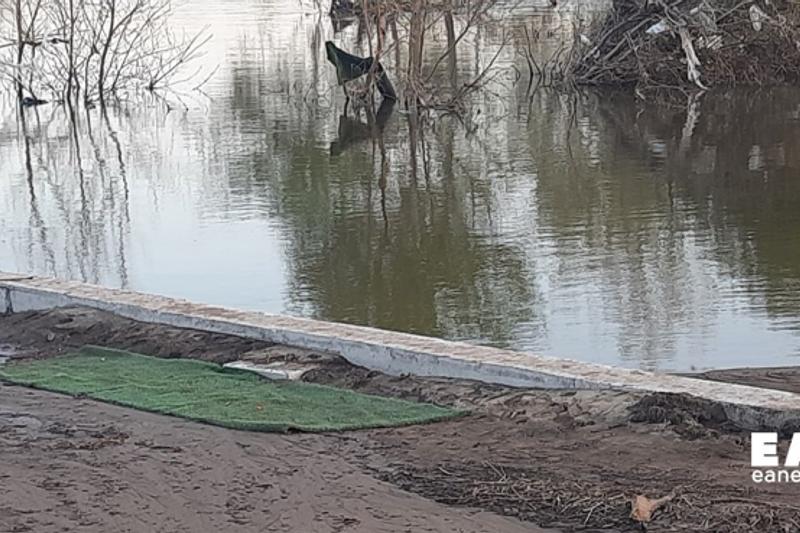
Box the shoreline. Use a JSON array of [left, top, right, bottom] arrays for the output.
[[2, 305, 800, 531], [2, 272, 800, 431]]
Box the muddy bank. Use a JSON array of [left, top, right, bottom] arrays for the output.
[[2, 307, 797, 428], [2, 307, 800, 532], [0, 385, 542, 533], [0, 306, 271, 362]]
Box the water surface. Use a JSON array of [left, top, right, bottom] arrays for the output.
[[2, 0, 800, 371]]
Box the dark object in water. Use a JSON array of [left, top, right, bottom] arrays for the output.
[[21, 96, 48, 108], [329, 0, 361, 32], [330, 98, 395, 157], [329, 0, 358, 31], [330, 0, 357, 16], [325, 41, 397, 105], [330, 15, 355, 33]]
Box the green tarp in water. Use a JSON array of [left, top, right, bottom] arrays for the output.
[[0, 346, 461, 432]]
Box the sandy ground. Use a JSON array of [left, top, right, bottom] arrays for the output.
[[2, 308, 800, 532], [0, 385, 545, 533]]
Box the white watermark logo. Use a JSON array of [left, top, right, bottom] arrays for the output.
[[751, 432, 800, 483]]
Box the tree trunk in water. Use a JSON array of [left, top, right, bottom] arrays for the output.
[[407, 0, 425, 107], [14, 0, 23, 101], [445, 6, 457, 90], [98, 0, 117, 107], [66, 0, 76, 105]]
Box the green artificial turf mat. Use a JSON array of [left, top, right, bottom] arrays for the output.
[[0, 346, 462, 432]]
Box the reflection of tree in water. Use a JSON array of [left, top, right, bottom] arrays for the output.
[[523, 90, 699, 363], [330, 99, 395, 156], [0, 104, 131, 286], [631, 89, 800, 324], [529, 88, 800, 362], [19, 110, 56, 275], [310, 158, 534, 344], [218, 33, 800, 362], [4, 2, 800, 367], [218, 60, 541, 344], [289, 117, 538, 345]]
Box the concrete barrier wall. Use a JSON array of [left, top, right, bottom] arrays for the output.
[[1, 272, 799, 430], [1, 286, 10, 314]]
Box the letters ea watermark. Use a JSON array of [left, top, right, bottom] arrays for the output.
[[751, 432, 800, 483]]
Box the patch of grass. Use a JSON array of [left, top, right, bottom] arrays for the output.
[[0, 346, 462, 432]]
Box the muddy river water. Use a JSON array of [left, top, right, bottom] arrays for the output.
[[2, 0, 800, 371]]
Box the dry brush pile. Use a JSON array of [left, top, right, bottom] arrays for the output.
[[570, 0, 800, 90]]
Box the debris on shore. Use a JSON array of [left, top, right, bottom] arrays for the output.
[[4, 307, 800, 532], [570, 0, 800, 90]]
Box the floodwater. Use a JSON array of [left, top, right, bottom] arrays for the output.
[[2, 0, 800, 371]]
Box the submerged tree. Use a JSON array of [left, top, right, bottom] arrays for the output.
[[327, 0, 503, 114], [0, 0, 209, 106]]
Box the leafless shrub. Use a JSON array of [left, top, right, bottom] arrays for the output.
[[518, 23, 575, 92], [337, 0, 509, 114], [0, 0, 210, 106]]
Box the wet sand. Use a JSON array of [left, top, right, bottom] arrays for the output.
[[0, 384, 543, 533], [2, 308, 800, 532]]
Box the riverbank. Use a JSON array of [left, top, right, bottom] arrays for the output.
[[4, 273, 798, 431], [0, 384, 539, 533], [2, 307, 800, 532]]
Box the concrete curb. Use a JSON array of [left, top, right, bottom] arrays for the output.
[[1, 272, 798, 430], [1, 287, 10, 314]]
